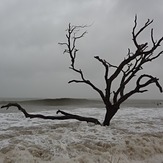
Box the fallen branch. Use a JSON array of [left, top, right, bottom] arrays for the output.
[[1, 103, 101, 125]]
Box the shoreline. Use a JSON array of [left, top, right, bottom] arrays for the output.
[[0, 98, 163, 108]]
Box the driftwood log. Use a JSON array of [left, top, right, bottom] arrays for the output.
[[1, 103, 101, 125]]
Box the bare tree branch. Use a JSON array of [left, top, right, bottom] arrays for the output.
[[117, 74, 162, 105], [59, 17, 163, 126], [110, 16, 163, 106], [132, 15, 153, 49], [1, 103, 101, 125], [59, 24, 106, 103]]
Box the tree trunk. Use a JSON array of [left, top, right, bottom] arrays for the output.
[[103, 106, 118, 126]]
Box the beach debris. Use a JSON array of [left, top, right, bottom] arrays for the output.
[[1, 103, 101, 125]]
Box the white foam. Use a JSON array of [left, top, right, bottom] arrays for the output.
[[0, 107, 162, 162]]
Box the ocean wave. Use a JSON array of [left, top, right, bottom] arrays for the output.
[[0, 98, 162, 108], [0, 98, 104, 108]]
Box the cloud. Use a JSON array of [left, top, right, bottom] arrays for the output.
[[0, 0, 163, 99]]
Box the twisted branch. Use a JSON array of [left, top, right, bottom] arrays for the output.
[[1, 103, 101, 125]]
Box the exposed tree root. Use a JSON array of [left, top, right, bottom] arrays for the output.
[[1, 103, 101, 125]]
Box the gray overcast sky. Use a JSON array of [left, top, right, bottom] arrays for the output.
[[0, 0, 163, 99]]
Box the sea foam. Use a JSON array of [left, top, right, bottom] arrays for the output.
[[0, 106, 162, 163]]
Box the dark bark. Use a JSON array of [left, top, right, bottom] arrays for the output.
[[103, 106, 118, 126], [2, 17, 162, 128], [59, 17, 163, 126], [1, 103, 101, 125]]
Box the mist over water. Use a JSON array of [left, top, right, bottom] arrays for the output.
[[0, 98, 163, 163]]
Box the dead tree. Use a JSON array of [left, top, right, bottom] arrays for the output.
[[1, 103, 101, 125], [59, 16, 163, 126], [1, 17, 163, 126]]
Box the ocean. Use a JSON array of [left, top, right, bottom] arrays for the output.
[[0, 98, 162, 163]]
